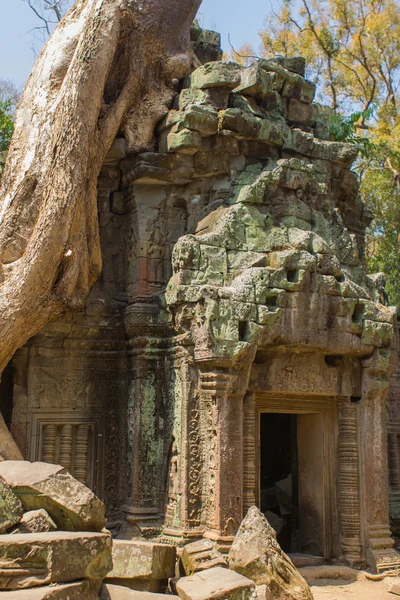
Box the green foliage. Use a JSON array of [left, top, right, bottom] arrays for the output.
[[0, 99, 14, 152], [363, 168, 400, 303], [328, 106, 376, 157]]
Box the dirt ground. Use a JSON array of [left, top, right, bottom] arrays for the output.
[[311, 577, 395, 599], [300, 566, 399, 600]]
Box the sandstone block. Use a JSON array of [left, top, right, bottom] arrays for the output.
[[101, 583, 177, 599], [11, 509, 57, 534], [282, 75, 316, 104], [193, 29, 223, 65], [287, 99, 313, 125], [176, 566, 255, 600], [0, 461, 106, 531], [178, 87, 230, 111], [229, 506, 313, 600], [234, 63, 277, 100], [0, 531, 112, 590], [181, 538, 228, 574], [388, 578, 400, 595], [106, 539, 176, 581], [274, 57, 306, 76], [1, 580, 98, 599], [176, 106, 219, 136], [0, 476, 23, 533], [190, 62, 241, 90], [167, 129, 202, 155], [219, 108, 261, 140]]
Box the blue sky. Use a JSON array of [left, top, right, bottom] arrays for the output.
[[0, 0, 270, 86]]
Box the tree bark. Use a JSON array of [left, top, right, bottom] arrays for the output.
[[0, 0, 202, 455]]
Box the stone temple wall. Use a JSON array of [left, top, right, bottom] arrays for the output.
[[8, 27, 400, 572]]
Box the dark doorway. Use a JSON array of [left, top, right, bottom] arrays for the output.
[[0, 363, 14, 430], [260, 412, 299, 552]]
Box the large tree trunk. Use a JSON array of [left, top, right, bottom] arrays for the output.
[[0, 0, 202, 456]]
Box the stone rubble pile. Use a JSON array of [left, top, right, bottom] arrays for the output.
[[0, 460, 111, 599], [0, 459, 309, 600]]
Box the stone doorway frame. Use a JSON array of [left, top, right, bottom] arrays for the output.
[[254, 394, 337, 560], [243, 392, 366, 564]]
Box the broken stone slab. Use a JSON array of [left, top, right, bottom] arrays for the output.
[[176, 566, 256, 600], [0, 531, 112, 590], [105, 539, 176, 581], [11, 509, 57, 534], [0, 475, 23, 533], [229, 506, 313, 600], [181, 538, 228, 574], [0, 461, 106, 531], [100, 583, 177, 599], [1, 580, 99, 599]]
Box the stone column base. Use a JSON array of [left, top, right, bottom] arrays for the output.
[[367, 548, 400, 573]]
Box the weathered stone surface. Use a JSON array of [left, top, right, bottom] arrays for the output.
[[101, 583, 177, 599], [234, 63, 277, 100], [1, 580, 98, 599], [181, 539, 227, 574], [256, 585, 273, 600], [0, 461, 106, 531], [11, 509, 57, 534], [0, 531, 112, 590], [176, 566, 256, 600], [105, 539, 176, 581], [0, 476, 23, 533], [190, 62, 241, 90], [229, 507, 313, 600]]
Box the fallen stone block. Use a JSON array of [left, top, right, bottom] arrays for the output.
[[100, 583, 177, 599], [0, 531, 112, 590], [0, 476, 23, 533], [229, 506, 313, 600], [0, 580, 99, 599], [105, 539, 176, 589], [181, 538, 227, 574], [176, 566, 255, 600], [0, 461, 106, 531], [11, 509, 56, 534], [389, 578, 400, 595]]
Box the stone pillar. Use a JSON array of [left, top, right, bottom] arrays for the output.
[[361, 350, 400, 572], [200, 368, 243, 550], [243, 392, 256, 515], [123, 302, 170, 534], [338, 398, 363, 565]]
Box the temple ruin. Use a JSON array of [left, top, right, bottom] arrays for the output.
[[2, 26, 400, 574]]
